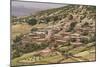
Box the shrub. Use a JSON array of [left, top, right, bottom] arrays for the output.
[[53, 16, 58, 21], [89, 34, 96, 42], [31, 28, 38, 32], [82, 31, 89, 36], [45, 17, 50, 22], [27, 18, 37, 25], [80, 37, 89, 44], [68, 15, 73, 20], [82, 22, 89, 27], [68, 22, 77, 32], [13, 35, 22, 43]]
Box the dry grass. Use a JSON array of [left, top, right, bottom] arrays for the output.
[[12, 23, 32, 39], [33, 23, 48, 29]]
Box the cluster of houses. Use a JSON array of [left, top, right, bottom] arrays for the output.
[[21, 15, 95, 49]]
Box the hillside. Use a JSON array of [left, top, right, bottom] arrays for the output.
[[11, 5, 96, 66]]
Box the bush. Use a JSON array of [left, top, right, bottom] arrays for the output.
[[89, 34, 96, 42], [82, 31, 89, 36], [13, 35, 22, 43], [45, 17, 50, 22], [53, 16, 58, 21], [82, 22, 89, 27], [31, 28, 38, 32], [68, 22, 77, 32], [80, 37, 89, 44], [68, 15, 73, 20], [27, 18, 37, 25]]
